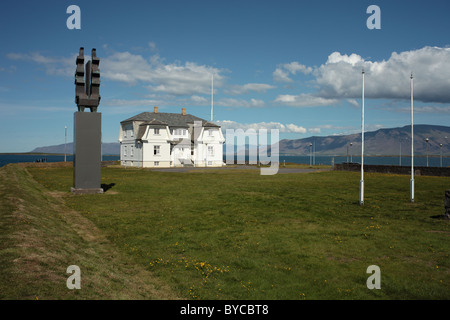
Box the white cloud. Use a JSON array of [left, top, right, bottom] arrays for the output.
[[273, 61, 312, 83], [273, 46, 450, 108], [326, 52, 364, 65], [286, 123, 307, 133], [397, 105, 450, 114], [308, 127, 322, 134], [284, 61, 313, 75], [7, 50, 225, 97], [273, 67, 292, 83], [102, 98, 164, 107], [225, 83, 276, 95], [216, 120, 306, 134], [6, 52, 75, 77], [148, 42, 157, 52], [347, 98, 360, 108], [315, 46, 450, 103], [307, 124, 359, 135], [216, 98, 265, 108], [101, 52, 225, 96], [189, 95, 209, 105], [274, 93, 339, 107]]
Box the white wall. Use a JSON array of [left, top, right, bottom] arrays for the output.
[[120, 141, 142, 167], [194, 128, 224, 167]]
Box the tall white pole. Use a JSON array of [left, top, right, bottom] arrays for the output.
[[309, 143, 312, 167], [211, 74, 214, 122], [360, 68, 365, 205], [64, 126, 67, 162], [313, 138, 315, 165], [410, 72, 414, 202]]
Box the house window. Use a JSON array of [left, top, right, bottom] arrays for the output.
[[154, 128, 160, 135], [172, 129, 186, 136], [130, 145, 134, 157], [154, 161, 159, 166], [123, 129, 127, 138], [208, 145, 214, 156], [154, 145, 160, 155], [208, 161, 212, 165], [123, 145, 127, 157], [130, 129, 134, 137], [209, 129, 213, 136]]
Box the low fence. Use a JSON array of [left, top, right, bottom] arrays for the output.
[[334, 162, 450, 177]]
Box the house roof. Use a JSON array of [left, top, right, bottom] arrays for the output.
[[121, 112, 220, 128], [136, 124, 148, 140], [135, 119, 167, 140]]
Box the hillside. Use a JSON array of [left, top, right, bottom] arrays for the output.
[[30, 142, 120, 155], [278, 124, 450, 156]]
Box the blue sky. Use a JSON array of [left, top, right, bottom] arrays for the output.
[[1, 0, 449, 152]]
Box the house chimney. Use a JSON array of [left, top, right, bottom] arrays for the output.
[[182, 107, 186, 115], [154, 106, 158, 113]]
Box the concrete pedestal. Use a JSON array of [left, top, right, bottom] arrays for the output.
[[72, 112, 103, 194]]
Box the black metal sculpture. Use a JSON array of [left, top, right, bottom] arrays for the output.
[[75, 47, 101, 112], [72, 47, 103, 194]]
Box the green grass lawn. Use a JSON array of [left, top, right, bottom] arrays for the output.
[[14, 165, 450, 299]]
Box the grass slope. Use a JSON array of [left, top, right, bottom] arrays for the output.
[[0, 164, 179, 300]]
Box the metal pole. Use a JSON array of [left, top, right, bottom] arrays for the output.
[[64, 126, 67, 162], [350, 142, 353, 162], [440, 143, 443, 167], [309, 143, 312, 167], [313, 139, 316, 165], [410, 73, 414, 202], [347, 145, 349, 163], [425, 138, 429, 167], [360, 69, 365, 205], [211, 74, 214, 122]]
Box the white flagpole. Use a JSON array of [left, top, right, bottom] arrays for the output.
[[64, 126, 67, 162], [360, 68, 365, 205], [410, 72, 414, 202], [211, 74, 214, 122]]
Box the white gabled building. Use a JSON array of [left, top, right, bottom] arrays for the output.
[[119, 107, 225, 168]]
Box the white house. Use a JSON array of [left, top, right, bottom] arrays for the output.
[[119, 107, 225, 168]]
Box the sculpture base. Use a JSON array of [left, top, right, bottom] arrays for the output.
[[73, 112, 102, 190], [71, 187, 104, 195]]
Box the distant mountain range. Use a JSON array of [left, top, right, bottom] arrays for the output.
[[30, 124, 450, 156], [277, 124, 450, 156], [31, 142, 120, 155]]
